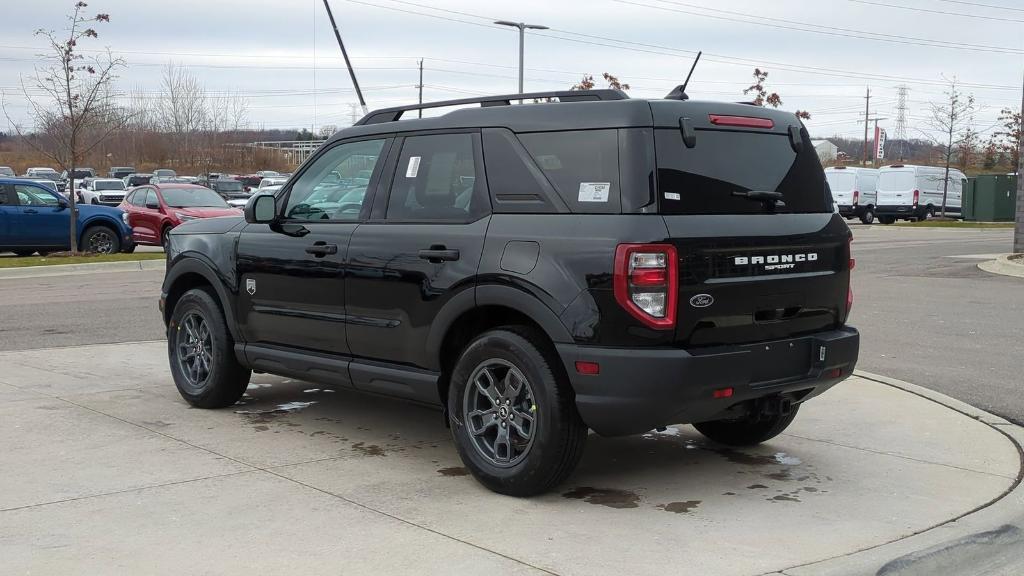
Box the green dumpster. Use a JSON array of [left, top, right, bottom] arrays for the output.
[[963, 174, 1017, 221]]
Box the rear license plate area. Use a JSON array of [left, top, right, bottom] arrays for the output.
[[749, 339, 811, 384]]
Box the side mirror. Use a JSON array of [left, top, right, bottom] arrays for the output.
[[57, 197, 69, 209], [146, 201, 160, 210], [245, 194, 277, 224]]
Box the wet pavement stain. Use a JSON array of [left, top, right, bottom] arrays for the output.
[[713, 449, 779, 466], [722, 492, 737, 496], [562, 487, 641, 509], [747, 484, 768, 489], [771, 494, 800, 502], [658, 500, 701, 514], [437, 466, 470, 477], [764, 471, 793, 481], [351, 442, 386, 457], [253, 425, 269, 432]]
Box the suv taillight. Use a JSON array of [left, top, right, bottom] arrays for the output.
[[912, 189, 919, 206], [613, 244, 678, 330], [852, 190, 860, 205]]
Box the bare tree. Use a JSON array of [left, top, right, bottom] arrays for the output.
[[994, 106, 1022, 170], [743, 68, 811, 120], [1, 2, 127, 252], [571, 72, 631, 91], [957, 117, 980, 171], [155, 63, 207, 166], [922, 77, 975, 217]]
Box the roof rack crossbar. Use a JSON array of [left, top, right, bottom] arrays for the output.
[[355, 89, 629, 125]]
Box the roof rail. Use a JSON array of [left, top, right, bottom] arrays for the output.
[[354, 89, 629, 126]]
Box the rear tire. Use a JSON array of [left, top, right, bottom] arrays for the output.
[[448, 327, 587, 496], [878, 216, 896, 225], [82, 225, 121, 254], [161, 227, 172, 249], [694, 404, 800, 447], [859, 208, 875, 225], [168, 287, 250, 408], [13, 250, 35, 257]]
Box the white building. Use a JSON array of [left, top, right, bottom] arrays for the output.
[[811, 140, 838, 162]]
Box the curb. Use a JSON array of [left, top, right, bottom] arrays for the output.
[[773, 370, 1024, 576], [979, 254, 1024, 279], [0, 258, 165, 279]]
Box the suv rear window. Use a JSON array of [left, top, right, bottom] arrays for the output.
[[655, 129, 830, 215]]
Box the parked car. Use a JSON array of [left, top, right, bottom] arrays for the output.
[[825, 166, 878, 224], [257, 176, 288, 190], [151, 176, 192, 185], [58, 168, 96, 192], [108, 166, 136, 179], [124, 173, 154, 188], [0, 178, 133, 255], [153, 168, 177, 179], [255, 170, 280, 177], [25, 167, 61, 181], [207, 178, 251, 205], [160, 89, 859, 496], [0, 167, 15, 177], [78, 178, 128, 206], [876, 164, 966, 224], [120, 183, 241, 247], [236, 174, 263, 191]]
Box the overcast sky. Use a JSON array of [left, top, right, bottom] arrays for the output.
[[2, 0, 1022, 142]]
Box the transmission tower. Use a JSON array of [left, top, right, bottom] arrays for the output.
[[894, 85, 909, 161]]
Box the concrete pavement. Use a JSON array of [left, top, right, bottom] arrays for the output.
[[0, 342, 1020, 575]]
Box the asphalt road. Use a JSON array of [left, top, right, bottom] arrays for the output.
[[1, 224, 1021, 423]]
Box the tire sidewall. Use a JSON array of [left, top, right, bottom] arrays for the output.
[[448, 330, 568, 492], [167, 288, 240, 406], [83, 226, 120, 254]]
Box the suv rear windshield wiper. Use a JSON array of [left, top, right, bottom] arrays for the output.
[[732, 190, 784, 202]]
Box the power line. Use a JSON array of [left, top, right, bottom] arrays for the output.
[[931, 0, 1024, 13], [848, 0, 1024, 22], [617, 0, 1022, 53]]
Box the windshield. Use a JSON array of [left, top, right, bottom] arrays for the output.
[[825, 172, 857, 192], [161, 187, 230, 208], [154, 169, 176, 177], [214, 180, 244, 192], [95, 180, 125, 191], [878, 170, 915, 191]]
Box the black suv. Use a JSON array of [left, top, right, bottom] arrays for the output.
[[161, 89, 859, 496]]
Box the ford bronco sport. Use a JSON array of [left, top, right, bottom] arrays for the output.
[[161, 89, 859, 496]]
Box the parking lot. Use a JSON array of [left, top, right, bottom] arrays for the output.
[[1, 224, 1022, 574]]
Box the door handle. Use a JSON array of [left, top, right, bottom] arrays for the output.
[[305, 241, 338, 257], [418, 246, 460, 263], [23, 209, 38, 214]]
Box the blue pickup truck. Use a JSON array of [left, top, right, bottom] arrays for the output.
[[0, 178, 134, 255]]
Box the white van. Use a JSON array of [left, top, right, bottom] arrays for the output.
[[825, 166, 878, 224], [876, 165, 966, 223]]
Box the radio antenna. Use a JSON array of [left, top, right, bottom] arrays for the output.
[[680, 51, 702, 95]]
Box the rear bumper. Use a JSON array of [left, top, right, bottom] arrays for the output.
[[556, 327, 859, 437], [837, 205, 862, 218], [875, 204, 918, 216]]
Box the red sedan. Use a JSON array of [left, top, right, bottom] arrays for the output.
[[119, 183, 242, 247]]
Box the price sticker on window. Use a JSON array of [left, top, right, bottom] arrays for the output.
[[578, 182, 610, 203]]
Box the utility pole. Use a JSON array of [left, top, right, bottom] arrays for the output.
[[494, 20, 549, 94], [321, 0, 367, 115], [863, 87, 871, 166], [1015, 70, 1024, 253], [417, 58, 423, 118]]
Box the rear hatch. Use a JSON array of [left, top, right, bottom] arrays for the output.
[[877, 168, 914, 206], [824, 168, 856, 205], [650, 101, 852, 349]]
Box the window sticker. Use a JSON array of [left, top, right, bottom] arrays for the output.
[[405, 156, 421, 178], [664, 192, 681, 200], [578, 182, 610, 203]]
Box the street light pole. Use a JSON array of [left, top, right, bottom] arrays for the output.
[[494, 20, 548, 94]]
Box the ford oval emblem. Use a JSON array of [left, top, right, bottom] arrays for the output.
[[689, 294, 714, 308]]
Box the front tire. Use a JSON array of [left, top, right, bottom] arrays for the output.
[[168, 287, 250, 408], [82, 225, 121, 254], [448, 327, 587, 496], [694, 404, 800, 447]]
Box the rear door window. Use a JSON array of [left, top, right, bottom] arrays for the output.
[[655, 128, 830, 215], [518, 129, 621, 214], [386, 133, 486, 222]]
